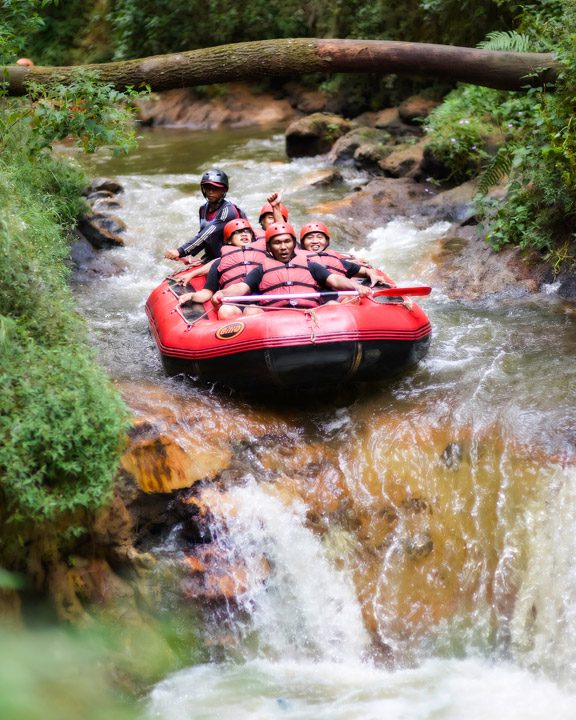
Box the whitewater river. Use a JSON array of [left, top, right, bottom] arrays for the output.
[[77, 126, 576, 719]]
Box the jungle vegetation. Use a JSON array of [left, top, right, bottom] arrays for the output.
[[1, 0, 575, 714], [1, 0, 574, 628]]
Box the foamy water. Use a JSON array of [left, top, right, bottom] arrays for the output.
[[75, 127, 576, 716]]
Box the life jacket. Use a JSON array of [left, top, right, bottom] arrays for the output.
[[218, 244, 265, 288], [258, 250, 322, 308], [305, 248, 349, 276], [253, 227, 266, 242]]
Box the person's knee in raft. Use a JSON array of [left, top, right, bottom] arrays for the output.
[[212, 222, 372, 310], [180, 218, 259, 319], [164, 169, 247, 263], [300, 222, 383, 290]]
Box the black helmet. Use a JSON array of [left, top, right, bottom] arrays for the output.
[[200, 169, 229, 197]]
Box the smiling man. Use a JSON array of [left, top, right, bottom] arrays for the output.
[[212, 222, 372, 312]]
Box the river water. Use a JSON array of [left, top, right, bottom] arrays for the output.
[[78, 126, 576, 718]]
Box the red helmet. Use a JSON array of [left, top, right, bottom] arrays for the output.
[[265, 222, 297, 243], [299, 222, 330, 242], [259, 202, 289, 222], [223, 218, 254, 243]]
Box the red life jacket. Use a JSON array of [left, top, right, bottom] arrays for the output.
[[306, 248, 349, 276], [258, 250, 323, 308], [218, 244, 265, 288], [252, 233, 267, 251]]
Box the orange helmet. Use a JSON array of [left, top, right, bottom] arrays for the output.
[[299, 222, 330, 242], [259, 202, 289, 222], [265, 222, 297, 243], [223, 218, 253, 243]]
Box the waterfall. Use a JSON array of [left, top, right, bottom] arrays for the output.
[[511, 464, 576, 686], [208, 480, 370, 663]]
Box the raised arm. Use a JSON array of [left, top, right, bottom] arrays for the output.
[[267, 191, 287, 224]]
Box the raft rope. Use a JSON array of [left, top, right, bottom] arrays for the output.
[[172, 292, 409, 333]]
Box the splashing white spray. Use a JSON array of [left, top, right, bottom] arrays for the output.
[[212, 480, 369, 663]]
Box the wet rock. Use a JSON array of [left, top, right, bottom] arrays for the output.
[[378, 139, 428, 179], [423, 224, 548, 301], [86, 189, 116, 202], [182, 545, 254, 601], [557, 271, 576, 301], [85, 178, 124, 195], [441, 442, 464, 470], [91, 196, 124, 212], [295, 167, 344, 188], [118, 381, 291, 495], [404, 532, 434, 559], [328, 127, 392, 165], [121, 424, 232, 494], [77, 213, 127, 249], [313, 177, 431, 227], [398, 95, 440, 125], [285, 112, 356, 158], [69, 235, 126, 280], [353, 142, 393, 173], [422, 179, 479, 223], [136, 84, 297, 130]]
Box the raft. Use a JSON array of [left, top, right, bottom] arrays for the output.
[[145, 267, 432, 390]]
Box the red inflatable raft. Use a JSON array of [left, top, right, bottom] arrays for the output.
[[145, 268, 432, 390]]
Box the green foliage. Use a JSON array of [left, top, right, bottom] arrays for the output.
[[0, 59, 142, 561], [0, 0, 51, 64], [25, 70, 145, 154], [423, 0, 576, 267], [0, 627, 138, 720], [477, 30, 532, 52], [0, 144, 130, 549], [24, 0, 111, 66], [424, 84, 529, 182], [476, 1, 576, 261]]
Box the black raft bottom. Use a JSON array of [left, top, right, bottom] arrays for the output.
[[161, 337, 431, 391]]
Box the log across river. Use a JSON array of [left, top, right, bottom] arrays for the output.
[[75, 126, 576, 718]]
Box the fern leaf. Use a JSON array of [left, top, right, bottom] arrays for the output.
[[477, 147, 513, 194], [478, 31, 533, 53]]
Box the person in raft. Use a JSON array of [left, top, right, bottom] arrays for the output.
[[299, 222, 385, 287], [211, 221, 372, 314], [164, 168, 247, 263], [174, 189, 288, 286], [178, 218, 266, 320]]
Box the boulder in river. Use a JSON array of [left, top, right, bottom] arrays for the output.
[[84, 177, 124, 196], [328, 127, 392, 165], [77, 213, 127, 249], [285, 112, 357, 158], [378, 138, 429, 179]]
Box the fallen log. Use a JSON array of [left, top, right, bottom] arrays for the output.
[[3, 38, 559, 96]]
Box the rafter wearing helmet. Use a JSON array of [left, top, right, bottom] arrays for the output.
[[164, 168, 247, 262]]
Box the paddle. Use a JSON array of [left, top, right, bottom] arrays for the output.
[[220, 286, 432, 303]]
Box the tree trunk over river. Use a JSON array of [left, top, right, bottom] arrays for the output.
[[4, 38, 558, 96]]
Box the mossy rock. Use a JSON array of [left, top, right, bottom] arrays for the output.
[[329, 127, 392, 165], [285, 112, 356, 158]]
